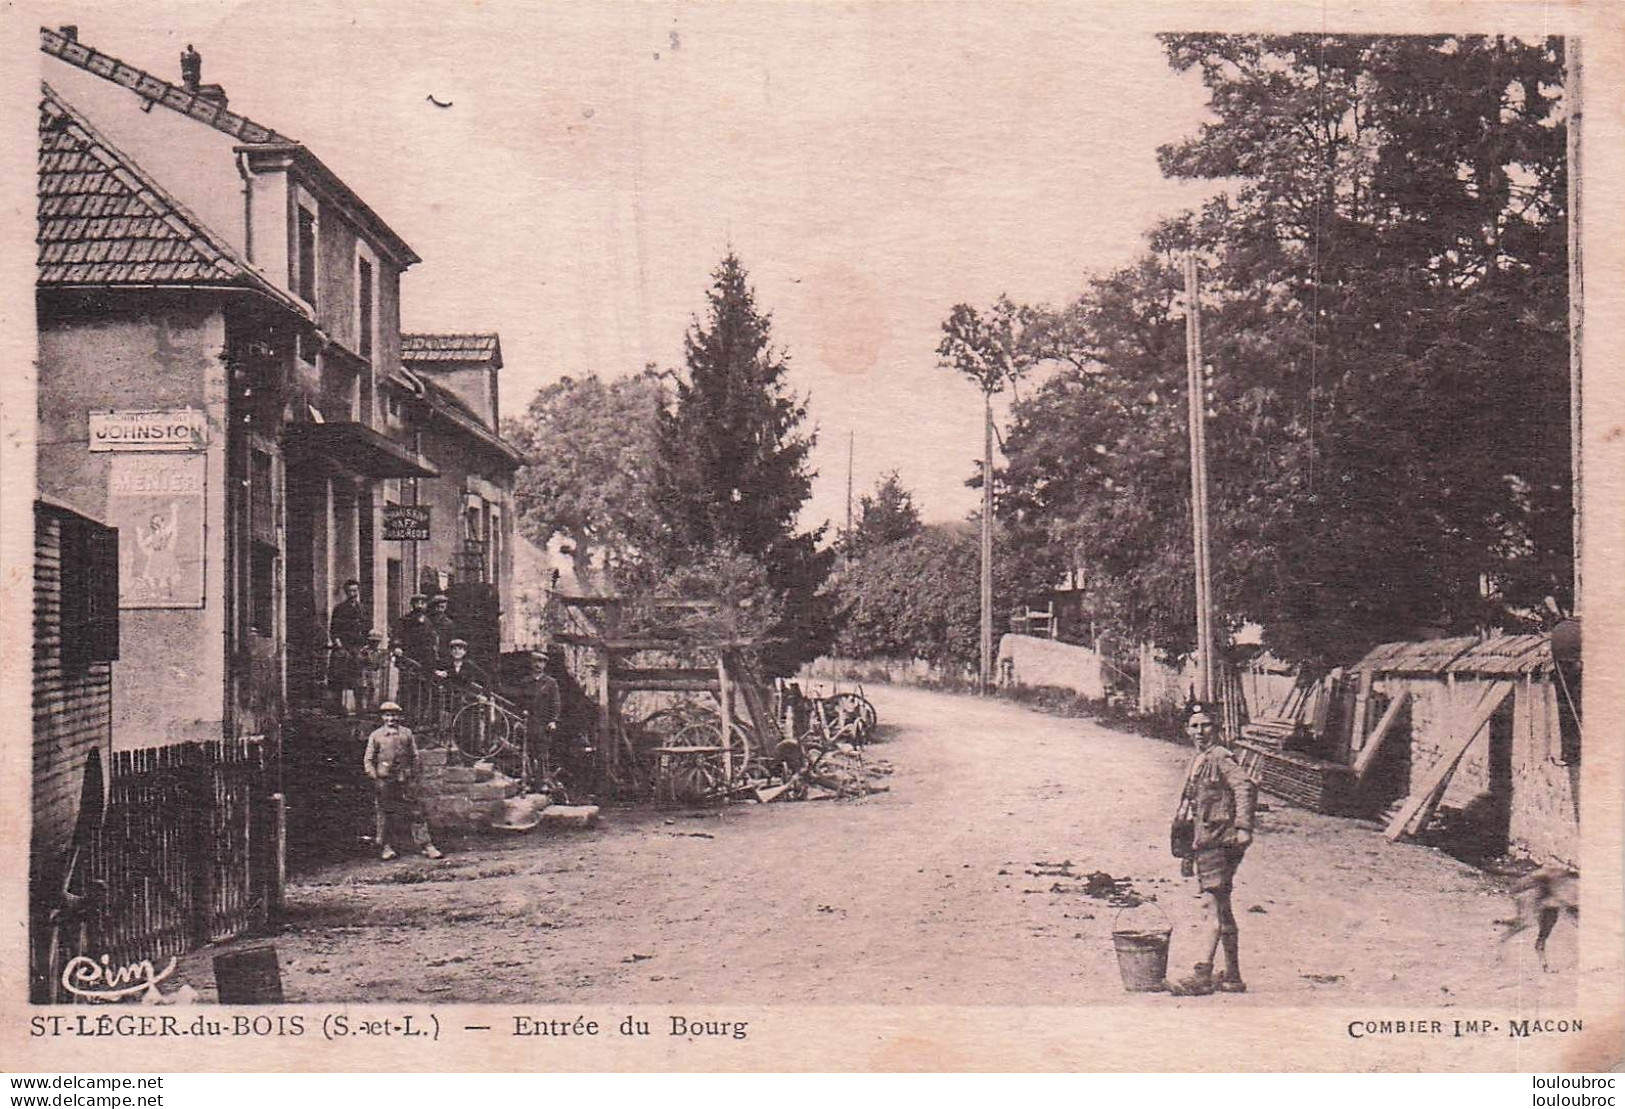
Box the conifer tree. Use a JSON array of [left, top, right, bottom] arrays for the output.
[[651, 253, 836, 674]]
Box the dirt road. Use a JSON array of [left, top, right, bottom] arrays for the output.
[[180, 685, 1573, 1006]]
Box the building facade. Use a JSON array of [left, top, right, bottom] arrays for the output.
[[384, 335, 521, 657], [34, 27, 523, 892]]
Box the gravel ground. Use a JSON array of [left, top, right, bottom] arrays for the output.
[[172, 684, 1575, 1007]]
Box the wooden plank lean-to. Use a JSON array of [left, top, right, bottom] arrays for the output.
[[1346, 668, 1374, 764], [1352, 689, 1411, 780], [1383, 681, 1514, 841]]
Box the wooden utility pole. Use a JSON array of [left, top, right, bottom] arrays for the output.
[[1184, 254, 1215, 706], [845, 430, 855, 563], [1567, 37, 1583, 616], [981, 394, 995, 695]]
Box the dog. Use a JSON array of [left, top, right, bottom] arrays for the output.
[[1499, 865, 1579, 972]]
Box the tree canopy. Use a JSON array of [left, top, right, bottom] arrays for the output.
[[842, 470, 923, 557], [504, 369, 666, 586], [831, 522, 1023, 670], [998, 34, 1571, 669], [650, 253, 837, 674]]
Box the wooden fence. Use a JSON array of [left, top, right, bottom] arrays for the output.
[[58, 739, 273, 997]]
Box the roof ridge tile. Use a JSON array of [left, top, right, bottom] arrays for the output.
[[41, 26, 295, 146]]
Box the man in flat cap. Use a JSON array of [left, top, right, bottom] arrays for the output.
[[1166, 704, 1257, 995], [363, 701, 442, 860], [327, 579, 369, 715], [392, 594, 436, 718], [426, 593, 456, 663], [436, 638, 487, 691]]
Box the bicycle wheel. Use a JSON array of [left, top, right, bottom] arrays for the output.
[[452, 701, 502, 760]]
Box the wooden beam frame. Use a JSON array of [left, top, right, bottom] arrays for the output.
[[1384, 681, 1514, 841], [1352, 689, 1410, 780]]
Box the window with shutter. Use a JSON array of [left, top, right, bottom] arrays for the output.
[[60, 513, 119, 668]]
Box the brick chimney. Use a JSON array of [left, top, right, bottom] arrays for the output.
[[180, 44, 201, 90], [179, 44, 229, 108], [58, 25, 78, 41]]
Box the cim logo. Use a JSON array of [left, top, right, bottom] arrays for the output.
[[88, 410, 207, 452], [61, 953, 179, 1001]]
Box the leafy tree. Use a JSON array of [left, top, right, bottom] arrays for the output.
[[831, 523, 1023, 670], [650, 253, 836, 674], [504, 369, 665, 585], [843, 470, 922, 557], [936, 295, 1041, 399], [998, 34, 1571, 669]]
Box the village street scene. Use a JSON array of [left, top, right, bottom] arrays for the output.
[[26, 8, 1586, 1017]]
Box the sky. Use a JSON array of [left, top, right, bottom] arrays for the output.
[[30, 1, 1225, 529]]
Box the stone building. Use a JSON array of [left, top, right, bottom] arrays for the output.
[[32, 27, 526, 935], [384, 334, 521, 657]]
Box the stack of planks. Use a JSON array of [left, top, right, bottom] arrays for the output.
[[1240, 717, 1306, 752], [1234, 739, 1358, 814]]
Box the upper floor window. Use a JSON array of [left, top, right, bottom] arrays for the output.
[[358, 257, 374, 360], [296, 206, 318, 365], [296, 207, 317, 306]]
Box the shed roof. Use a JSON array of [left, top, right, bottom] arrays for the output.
[[1355, 633, 1552, 678], [402, 333, 503, 367], [38, 83, 306, 316], [1446, 634, 1552, 677]]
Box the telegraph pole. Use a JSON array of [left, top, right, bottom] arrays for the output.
[[1185, 254, 1216, 706], [845, 430, 855, 564], [981, 394, 995, 695], [1567, 37, 1583, 616]]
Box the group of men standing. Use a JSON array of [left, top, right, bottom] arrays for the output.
[[329, 585, 488, 712], [391, 592, 467, 676]]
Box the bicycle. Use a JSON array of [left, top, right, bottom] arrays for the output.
[[450, 688, 530, 781]]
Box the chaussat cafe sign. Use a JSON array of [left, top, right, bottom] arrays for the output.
[[88, 409, 207, 452]]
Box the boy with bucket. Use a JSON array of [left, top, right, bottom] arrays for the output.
[[1165, 704, 1256, 995]]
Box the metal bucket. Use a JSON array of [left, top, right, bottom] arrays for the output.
[[1111, 902, 1171, 992], [1112, 928, 1171, 992]]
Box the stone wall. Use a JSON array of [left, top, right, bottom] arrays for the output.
[[414, 742, 522, 830], [801, 655, 973, 687], [996, 635, 1108, 699]]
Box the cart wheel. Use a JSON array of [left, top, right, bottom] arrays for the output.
[[665, 721, 728, 803]]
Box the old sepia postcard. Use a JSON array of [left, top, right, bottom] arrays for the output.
[[2, 0, 1621, 1075]]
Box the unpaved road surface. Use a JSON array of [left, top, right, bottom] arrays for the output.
[[178, 685, 1574, 1006]]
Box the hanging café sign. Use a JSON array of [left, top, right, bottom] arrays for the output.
[[383, 504, 431, 542]]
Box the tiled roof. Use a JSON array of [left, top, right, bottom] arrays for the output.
[[386, 367, 522, 467], [41, 28, 419, 269], [402, 333, 503, 365], [41, 27, 292, 145], [38, 83, 305, 314]]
